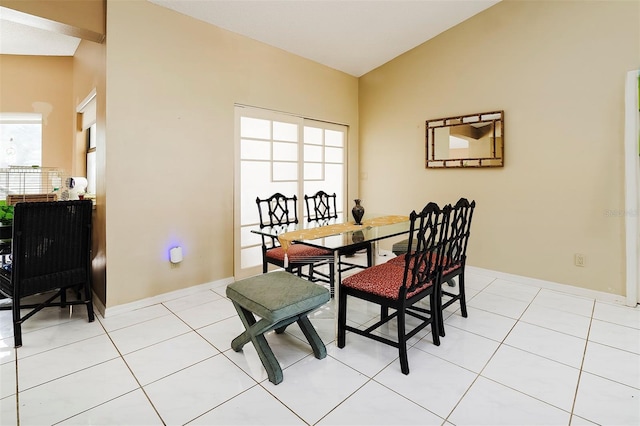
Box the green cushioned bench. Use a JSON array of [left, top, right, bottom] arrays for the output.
[[392, 238, 409, 256], [226, 271, 331, 385]]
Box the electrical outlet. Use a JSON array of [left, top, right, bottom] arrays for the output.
[[574, 253, 585, 267]]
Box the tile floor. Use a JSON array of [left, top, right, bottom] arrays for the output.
[[1, 252, 639, 425]]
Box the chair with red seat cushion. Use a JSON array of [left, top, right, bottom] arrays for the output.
[[337, 202, 450, 375], [256, 193, 332, 280], [388, 198, 476, 337], [437, 198, 476, 336], [304, 190, 373, 289]]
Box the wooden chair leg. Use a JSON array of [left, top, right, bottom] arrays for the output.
[[397, 309, 409, 375], [337, 292, 348, 348]]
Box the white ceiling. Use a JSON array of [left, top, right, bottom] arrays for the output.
[[0, 0, 500, 77]]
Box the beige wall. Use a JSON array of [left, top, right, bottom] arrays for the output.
[[0, 55, 74, 171], [73, 38, 107, 305], [359, 0, 640, 295], [104, 0, 359, 307], [0, 0, 105, 38]]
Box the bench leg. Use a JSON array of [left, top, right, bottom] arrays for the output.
[[230, 302, 283, 385], [297, 315, 327, 359]]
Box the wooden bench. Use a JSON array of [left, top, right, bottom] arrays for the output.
[[226, 271, 330, 384]]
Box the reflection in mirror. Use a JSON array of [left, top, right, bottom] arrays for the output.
[[426, 111, 504, 168]]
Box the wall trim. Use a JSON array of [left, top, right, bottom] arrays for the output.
[[92, 265, 632, 320], [97, 276, 235, 318], [467, 266, 628, 305]]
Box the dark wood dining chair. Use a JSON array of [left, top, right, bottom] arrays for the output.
[[437, 198, 476, 336], [256, 192, 332, 280], [388, 197, 476, 337], [304, 190, 373, 285], [337, 202, 450, 375], [0, 200, 95, 347]]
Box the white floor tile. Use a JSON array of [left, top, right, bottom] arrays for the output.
[[0, 360, 16, 399], [467, 291, 531, 319], [189, 385, 305, 425], [375, 348, 477, 418], [0, 395, 17, 426], [532, 289, 594, 317], [414, 325, 500, 373], [144, 355, 255, 425], [520, 304, 591, 339], [504, 321, 587, 368], [99, 304, 172, 332], [445, 307, 517, 342], [0, 337, 15, 365], [482, 345, 580, 411], [448, 377, 570, 425], [223, 330, 319, 382], [573, 372, 640, 425], [162, 289, 223, 313], [14, 317, 106, 359], [326, 336, 401, 377], [59, 389, 163, 425], [481, 278, 540, 303], [588, 319, 640, 354], [197, 315, 246, 352], [593, 301, 640, 329], [5, 268, 638, 426], [265, 356, 368, 425], [18, 334, 120, 390], [318, 380, 444, 425], [174, 297, 238, 329], [18, 358, 139, 425], [582, 341, 640, 389], [108, 313, 191, 354], [464, 272, 495, 291], [124, 331, 220, 385]]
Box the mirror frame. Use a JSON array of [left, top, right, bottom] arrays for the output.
[[425, 110, 504, 168]]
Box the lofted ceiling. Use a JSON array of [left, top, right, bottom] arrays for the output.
[[0, 0, 500, 77]]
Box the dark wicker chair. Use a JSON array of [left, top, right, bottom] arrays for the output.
[[0, 200, 95, 347], [304, 190, 373, 290], [256, 193, 332, 280], [337, 202, 450, 375]]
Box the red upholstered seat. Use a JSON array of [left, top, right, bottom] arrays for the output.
[[388, 253, 460, 276], [341, 262, 433, 300], [266, 244, 331, 263], [337, 201, 448, 375]]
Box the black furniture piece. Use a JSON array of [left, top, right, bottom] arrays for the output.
[[304, 190, 373, 292], [389, 197, 476, 337], [437, 198, 476, 336], [256, 193, 332, 279], [337, 202, 450, 375], [0, 200, 95, 347]]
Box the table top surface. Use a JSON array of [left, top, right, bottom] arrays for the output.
[[251, 214, 411, 252]]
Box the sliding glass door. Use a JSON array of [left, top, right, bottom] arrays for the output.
[[234, 106, 348, 278]]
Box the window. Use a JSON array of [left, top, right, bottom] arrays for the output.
[[77, 91, 96, 195], [235, 106, 348, 277], [0, 113, 42, 168], [86, 123, 96, 194]]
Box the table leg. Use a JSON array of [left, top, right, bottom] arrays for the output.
[[333, 249, 340, 338]]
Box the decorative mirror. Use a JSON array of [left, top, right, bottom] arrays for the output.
[[425, 110, 504, 168]]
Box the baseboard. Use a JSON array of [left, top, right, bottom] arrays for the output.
[[94, 265, 631, 319], [100, 276, 234, 318], [466, 265, 628, 306]]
